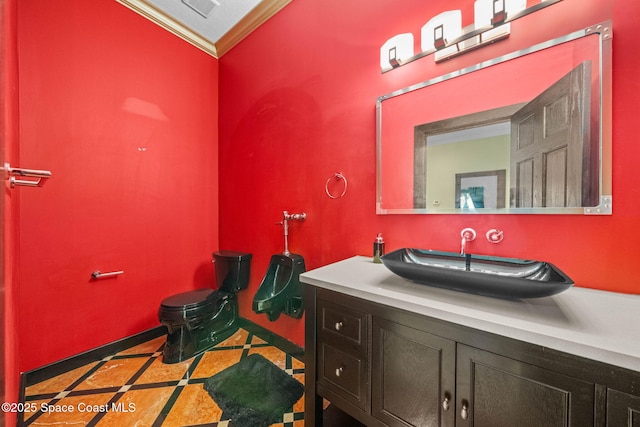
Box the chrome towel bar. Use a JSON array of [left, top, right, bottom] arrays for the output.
[[3, 162, 52, 188], [91, 270, 124, 280]]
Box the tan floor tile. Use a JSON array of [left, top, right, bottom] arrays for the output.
[[162, 384, 223, 427], [216, 328, 249, 347], [291, 355, 304, 370], [22, 325, 306, 425], [248, 346, 287, 369], [22, 399, 50, 423], [25, 362, 99, 397], [293, 373, 305, 413], [251, 334, 268, 345], [135, 357, 191, 385], [96, 387, 174, 426], [293, 396, 305, 415], [117, 336, 166, 356], [28, 393, 114, 426], [190, 349, 243, 379], [75, 358, 149, 390]]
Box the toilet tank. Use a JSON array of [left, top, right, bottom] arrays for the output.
[[213, 251, 252, 293]]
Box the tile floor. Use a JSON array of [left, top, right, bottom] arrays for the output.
[[21, 327, 305, 426]]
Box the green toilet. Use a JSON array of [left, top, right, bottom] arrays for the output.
[[159, 251, 252, 363]]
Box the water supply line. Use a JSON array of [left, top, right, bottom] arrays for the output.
[[277, 211, 306, 255]]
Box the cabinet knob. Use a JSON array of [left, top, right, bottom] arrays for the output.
[[335, 366, 344, 377], [442, 396, 450, 411], [335, 321, 344, 331], [460, 402, 469, 420]]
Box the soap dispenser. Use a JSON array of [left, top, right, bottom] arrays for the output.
[[373, 233, 385, 263]]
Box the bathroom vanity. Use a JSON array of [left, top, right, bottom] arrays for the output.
[[301, 256, 640, 427]]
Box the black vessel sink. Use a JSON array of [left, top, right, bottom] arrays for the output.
[[380, 248, 573, 299]]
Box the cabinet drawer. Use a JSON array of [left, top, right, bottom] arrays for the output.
[[318, 343, 369, 411], [318, 299, 367, 353]]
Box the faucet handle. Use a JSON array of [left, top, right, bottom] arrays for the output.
[[461, 228, 476, 241], [486, 229, 504, 243]]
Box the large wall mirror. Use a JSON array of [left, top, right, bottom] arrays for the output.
[[376, 22, 612, 214]]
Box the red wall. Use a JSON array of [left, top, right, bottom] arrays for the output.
[[16, 0, 219, 372], [9, 0, 640, 382], [2, 0, 21, 423], [219, 0, 640, 348]]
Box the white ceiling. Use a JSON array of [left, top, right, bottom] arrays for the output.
[[116, 0, 292, 58], [150, 0, 261, 43]]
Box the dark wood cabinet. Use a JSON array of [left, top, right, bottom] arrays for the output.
[[316, 299, 370, 413], [607, 389, 640, 427], [372, 317, 455, 427], [305, 287, 640, 427], [371, 318, 595, 427], [456, 344, 594, 427]]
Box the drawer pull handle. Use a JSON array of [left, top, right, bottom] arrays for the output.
[[442, 396, 450, 411], [335, 366, 344, 377], [335, 321, 344, 331], [460, 402, 469, 420]]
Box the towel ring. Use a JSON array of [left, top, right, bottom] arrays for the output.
[[325, 173, 348, 199]]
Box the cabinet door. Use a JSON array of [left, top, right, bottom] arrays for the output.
[[456, 344, 595, 427], [372, 317, 456, 427], [607, 389, 640, 426]]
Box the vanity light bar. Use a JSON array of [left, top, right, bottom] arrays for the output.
[[380, 0, 563, 72], [435, 24, 511, 63]]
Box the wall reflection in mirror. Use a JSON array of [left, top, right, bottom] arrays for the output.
[[376, 23, 612, 215]]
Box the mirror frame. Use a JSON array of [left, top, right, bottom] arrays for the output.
[[376, 21, 612, 215]]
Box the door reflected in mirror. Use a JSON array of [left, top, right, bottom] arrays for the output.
[[377, 24, 612, 215]]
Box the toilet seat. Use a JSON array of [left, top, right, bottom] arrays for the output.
[[159, 288, 230, 322]]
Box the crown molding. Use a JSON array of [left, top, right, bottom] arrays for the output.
[[115, 0, 292, 58], [216, 0, 291, 57]]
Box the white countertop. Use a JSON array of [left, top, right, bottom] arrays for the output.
[[300, 256, 640, 373]]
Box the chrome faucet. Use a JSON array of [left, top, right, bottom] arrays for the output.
[[460, 228, 476, 255]]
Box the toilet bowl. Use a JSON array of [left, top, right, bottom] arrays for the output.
[[158, 251, 251, 364], [252, 253, 305, 321]]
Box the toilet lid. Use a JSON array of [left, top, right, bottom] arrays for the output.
[[161, 288, 215, 310]]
